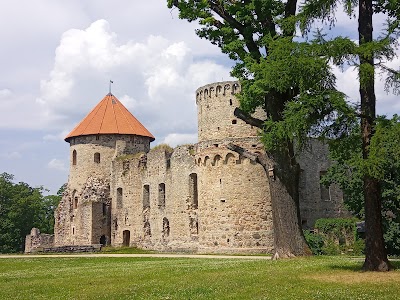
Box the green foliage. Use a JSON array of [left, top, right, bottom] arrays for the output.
[[323, 116, 400, 256], [168, 0, 351, 150], [0, 173, 61, 253], [311, 218, 364, 256], [304, 230, 325, 255], [150, 144, 174, 153]]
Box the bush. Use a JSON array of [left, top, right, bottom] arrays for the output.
[[306, 218, 365, 256], [304, 230, 324, 255]]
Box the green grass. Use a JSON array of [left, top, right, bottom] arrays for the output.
[[100, 246, 156, 254], [0, 256, 399, 299]]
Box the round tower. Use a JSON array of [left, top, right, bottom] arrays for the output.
[[195, 81, 273, 253], [54, 93, 154, 247]]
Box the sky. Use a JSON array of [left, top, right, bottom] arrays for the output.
[[0, 1, 399, 194]]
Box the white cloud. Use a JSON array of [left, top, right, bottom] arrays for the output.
[[161, 133, 198, 147], [47, 158, 67, 171], [36, 19, 232, 141], [0, 89, 12, 98]]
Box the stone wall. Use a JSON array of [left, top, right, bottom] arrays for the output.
[[196, 81, 265, 142], [51, 80, 350, 255], [25, 228, 54, 253], [297, 140, 351, 228]]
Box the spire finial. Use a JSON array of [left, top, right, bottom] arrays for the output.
[[109, 80, 114, 95]]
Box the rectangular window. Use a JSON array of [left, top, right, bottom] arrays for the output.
[[117, 188, 123, 209], [158, 183, 165, 209], [320, 171, 330, 201], [189, 173, 198, 209], [143, 185, 150, 210]]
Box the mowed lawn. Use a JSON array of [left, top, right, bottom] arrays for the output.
[[0, 256, 400, 300]]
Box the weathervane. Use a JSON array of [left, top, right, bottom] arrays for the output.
[[109, 80, 114, 94]]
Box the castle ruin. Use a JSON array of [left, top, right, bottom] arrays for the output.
[[26, 81, 348, 254]]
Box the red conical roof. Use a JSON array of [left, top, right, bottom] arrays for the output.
[[65, 93, 155, 142]]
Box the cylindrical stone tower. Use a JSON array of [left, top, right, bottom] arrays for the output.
[[195, 81, 273, 253], [54, 93, 154, 247]]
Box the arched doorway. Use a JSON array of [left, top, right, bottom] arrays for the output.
[[123, 230, 130, 247]]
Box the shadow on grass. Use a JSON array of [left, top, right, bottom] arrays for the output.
[[327, 258, 400, 272]]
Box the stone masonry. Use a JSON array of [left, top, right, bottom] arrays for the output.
[[27, 81, 349, 254]]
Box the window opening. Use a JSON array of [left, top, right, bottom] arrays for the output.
[[94, 152, 100, 164], [72, 150, 77, 166], [158, 183, 165, 208], [189, 173, 198, 209], [117, 188, 123, 209], [143, 185, 150, 210]]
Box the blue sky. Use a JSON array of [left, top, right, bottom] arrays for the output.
[[0, 0, 399, 194]]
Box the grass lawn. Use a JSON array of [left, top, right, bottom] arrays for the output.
[[0, 256, 399, 299]]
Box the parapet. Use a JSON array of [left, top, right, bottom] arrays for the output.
[[195, 81, 263, 143]]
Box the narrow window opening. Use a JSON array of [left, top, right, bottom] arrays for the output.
[[162, 217, 170, 239], [74, 197, 78, 209], [319, 171, 330, 201], [158, 183, 166, 208], [117, 188, 123, 209], [189, 173, 198, 209], [94, 152, 100, 164], [72, 150, 77, 166], [232, 120, 237, 124], [96, 135, 100, 141], [72, 228, 75, 235], [229, 99, 233, 105], [143, 185, 150, 210]]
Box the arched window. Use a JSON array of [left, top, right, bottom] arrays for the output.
[[72, 150, 77, 166], [94, 152, 100, 164]]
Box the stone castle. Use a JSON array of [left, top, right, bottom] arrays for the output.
[[25, 81, 348, 254]]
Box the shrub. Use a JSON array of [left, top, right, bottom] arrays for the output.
[[304, 230, 324, 255]]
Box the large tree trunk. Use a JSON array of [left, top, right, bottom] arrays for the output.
[[268, 142, 312, 258], [359, 0, 391, 271], [229, 112, 311, 258]]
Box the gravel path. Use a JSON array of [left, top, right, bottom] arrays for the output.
[[0, 253, 271, 260]]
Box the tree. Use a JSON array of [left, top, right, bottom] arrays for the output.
[[167, 0, 355, 258], [0, 173, 61, 253], [299, 0, 400, 271], [323, 116, 400, 257]]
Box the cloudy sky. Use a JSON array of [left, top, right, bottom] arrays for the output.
[[1, 1, 399, 194]]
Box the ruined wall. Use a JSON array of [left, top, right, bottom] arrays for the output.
[[25, 228, 54, 253], [297, 140, 351, 228], [111, 145, 198, 251], [53, 80, 349, 254]]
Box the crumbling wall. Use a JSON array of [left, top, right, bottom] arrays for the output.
[[297, 140, 351, 228], [25, 228, 54, 253]]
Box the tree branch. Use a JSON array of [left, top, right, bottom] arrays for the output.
[[233, 108, 265, 129], [208, 1, 262, 61], [226, 143, 269, 171]]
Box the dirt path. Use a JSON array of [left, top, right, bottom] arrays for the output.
[[0, 253, 271, 260]]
